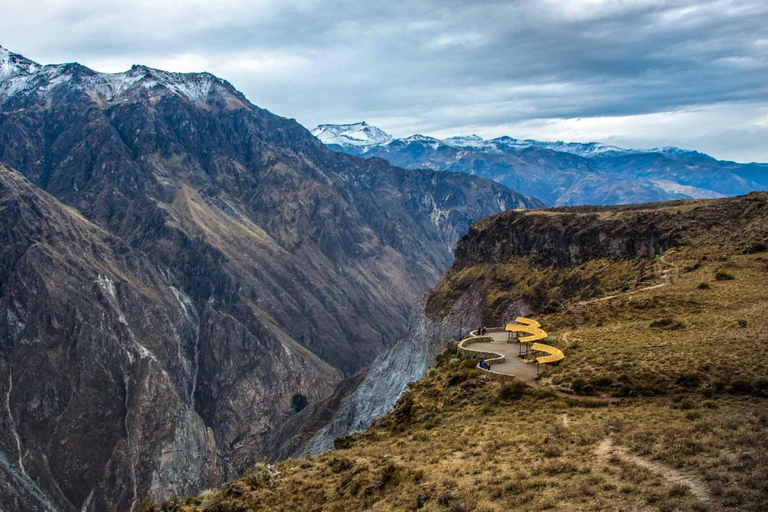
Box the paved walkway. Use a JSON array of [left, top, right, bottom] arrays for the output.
[[463, 332, 539, 383]]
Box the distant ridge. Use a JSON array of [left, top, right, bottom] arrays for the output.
[[312, 122, 768, 206]]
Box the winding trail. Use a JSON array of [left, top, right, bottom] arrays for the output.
[[595, 438, 715, 505], [571, 254, 680, 325]]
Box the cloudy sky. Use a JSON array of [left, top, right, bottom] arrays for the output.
[[2, 0, 767, 162]]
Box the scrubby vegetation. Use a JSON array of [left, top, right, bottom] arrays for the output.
[[154, 200, 768, 511], [152, 338, 768, 511]]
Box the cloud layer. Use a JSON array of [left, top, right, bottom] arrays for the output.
[[2, 0, 767, 161]]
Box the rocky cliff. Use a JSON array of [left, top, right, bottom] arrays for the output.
[[296, 193, 768, 454], [0, 46, 540, 511]]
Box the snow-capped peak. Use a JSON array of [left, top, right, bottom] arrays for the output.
[[0, 45, 42, 82], [311, 122, 393, 148], [0, 46, 239, 108], [401, 134, 441, 143], [442, 134, 495, 149], [648, 146, 704, 158]]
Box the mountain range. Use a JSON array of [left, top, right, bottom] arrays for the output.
[[312, 122, 768, 206], [0, 45, 538, 511]]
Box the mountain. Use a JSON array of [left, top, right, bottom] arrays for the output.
[[312, 123, 768, 206], [311, 121, 392, 149], [157, 192, 768, 512], [0, 46, 540, 510]]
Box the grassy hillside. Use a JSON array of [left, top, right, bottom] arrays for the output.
[[153, 194, 768, 511]]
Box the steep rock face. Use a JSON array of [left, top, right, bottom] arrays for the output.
[[0, 47, 540, 509], [0, 166, 219, 510]]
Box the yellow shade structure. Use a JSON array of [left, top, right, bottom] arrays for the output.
[[506, 317, 564, 366], [505, 322, 548, 343], [515, 316, 541, 328], [530, 342, 565, 364]]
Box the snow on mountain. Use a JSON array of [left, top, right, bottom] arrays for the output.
[[311, 122, 640, 158], [0, 45, 233, 106], [395, 134, 443, 150], [311, 121, 392, 148], [650, 180, 725, 199], [525, 140, 634, 157], [442, 134, 496, 150], [648, 146, 710, 159]]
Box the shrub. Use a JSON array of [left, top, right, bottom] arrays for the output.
[[730, 380, 754, 394], [746, 241, 767, 254], [447, 371, 469, 387], [697, 282, 710, 290], [590, 376, 614, 389], [449, 357, 460, 368], [650, 317, 686, 330], [754, 379, 768, 393], [715, 271, 735, 281], [737, 319, 748, 328], [678, 398, 697, 410], [378, 461, 400, 489], [675, 373, 702, 388], [328, 457, 352, 474], [572, 378, 595, 395], [499, 380, 528, 400]]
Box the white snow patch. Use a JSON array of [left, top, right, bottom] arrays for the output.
[[650, 180, 725, 199], [311, 121, 392, 148]]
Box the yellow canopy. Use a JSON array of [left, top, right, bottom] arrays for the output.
[[531, 342, 565, 364], [506, 323, 547, 343], [515, 316, 541, 328]]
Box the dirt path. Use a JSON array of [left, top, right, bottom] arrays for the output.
[[568, 253, 680, 332], [573, 253, 680, 311], [595, 438, 714, 505]]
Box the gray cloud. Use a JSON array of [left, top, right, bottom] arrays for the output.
[[2, 0, 767, 161]]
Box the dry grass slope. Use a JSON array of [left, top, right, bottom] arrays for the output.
[[152, 194, 768, 511]]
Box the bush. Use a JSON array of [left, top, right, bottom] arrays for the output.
[[571, 378, 595, 395], [678, 398, 697, 410], [650, 317, 686, 330], [746, 242, 767, 254], [675, 373, 702, 388], [499, 380, 528, 400], [590, 376, 614, 389], [737, 319, 748, 328], [447, 371, 469, 387], [449, 357, 460, 368], [730, 380, 754, 394], [697, 282, 710, 290], [715, 271, 735, 281]]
